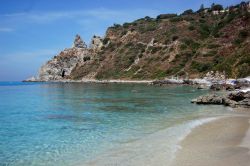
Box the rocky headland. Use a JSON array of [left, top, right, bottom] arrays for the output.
[[25, 1, 250, 83], [24, 2, 250, 109]]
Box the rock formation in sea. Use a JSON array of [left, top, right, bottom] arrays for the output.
[[191, 91, 250, 108]]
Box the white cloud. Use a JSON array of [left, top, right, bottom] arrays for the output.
[[0, 27, 14, 32], [1, 49, 59, 63], [1, 8, 161, 24]]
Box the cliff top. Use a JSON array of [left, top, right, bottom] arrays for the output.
[[73, 34, 87, 48]]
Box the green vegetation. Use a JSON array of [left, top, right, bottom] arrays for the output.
[[138, 21, 158, 33], [123, 22, 130, 28], [182, 38, 200, 50], [207, 44, 220, 49], [182, 9, 194, 15], [103, 38, 110, 45], [188, 25, 195, 31], [191, 61, 213, 72], [112, 23, 121, 29], [199, 23, 211, 38], [180, 44, 188, 50], [170, 17, 184, 22], [211, 3, 223, 11], [156, 14, 177, 20], [70, 1, 250, 80], [234, 30, 249, 45]]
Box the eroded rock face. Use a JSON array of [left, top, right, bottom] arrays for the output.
[[38, 47, 89, 81], [89, 35, 103, 51], [36, 34, 103, 81], [73, 34, 87, 48]]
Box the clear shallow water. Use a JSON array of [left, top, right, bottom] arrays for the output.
[[0, 82, 231, 166]]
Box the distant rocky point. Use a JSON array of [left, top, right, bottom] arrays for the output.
[[26, 34, 103, 82]]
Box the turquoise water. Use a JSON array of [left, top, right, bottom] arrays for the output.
[[0, 82, 231, 166]]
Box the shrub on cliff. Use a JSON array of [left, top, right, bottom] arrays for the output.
[[191, 61, 212, 72], [211, 3, 223, 11], [199, 23, 211, 38], [103, 38, 110, 45], [182, 9, 194, 15], [188, 25, 195, 31], [170, 17, 184, 22], [83, 56, 91, 62], [234, 30, 249, 45], [156, 14, 177, 20]]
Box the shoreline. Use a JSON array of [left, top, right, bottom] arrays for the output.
[[23, 77, 250, 89], [80, 117, 223, 166], [80, 110, 250, 166], [24, 79, 154, 84], [171, 112, 250, 166]]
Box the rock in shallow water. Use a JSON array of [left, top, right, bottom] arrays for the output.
[[194, 94, 224, 105], [192, 91, 250, 108]]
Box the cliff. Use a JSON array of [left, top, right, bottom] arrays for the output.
[[35, 2, 250, 81]]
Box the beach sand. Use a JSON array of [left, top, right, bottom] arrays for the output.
[[81, 110, 250, 166], [171, 114, 250, 166]]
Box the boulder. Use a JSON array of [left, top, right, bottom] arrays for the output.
[[194, 94, 224, 105], [227, 91, 246, 101], [192, 91, 250, 108], [210, 84, 223, 91], [89, 35, 103, 51], [236, 99, 250, 108]]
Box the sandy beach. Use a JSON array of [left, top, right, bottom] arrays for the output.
[[81, 109, 250, 166], [171, 111, 250, 166]]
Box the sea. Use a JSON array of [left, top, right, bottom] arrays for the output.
[[0, 82, 234, 166]]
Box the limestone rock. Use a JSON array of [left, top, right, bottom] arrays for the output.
[[227, 91, 246, 101], [38, 47, 89, 81], [204, 71, 226, 83], [23, 76, 38, 82], [89, 35, 103, 51], [237, 99, 250, 108], [192, 91, 250, 108], [194, 94, 224, 105], [73, 34, 87, 48]]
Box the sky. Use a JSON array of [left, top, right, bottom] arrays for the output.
[[0, 0, 243, 81]]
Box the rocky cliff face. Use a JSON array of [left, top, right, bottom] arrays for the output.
[[89, 35, 103, 52], [38, 35, 91, 81], [35, 2, 250, 81]]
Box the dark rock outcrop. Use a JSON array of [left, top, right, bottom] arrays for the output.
[[210, 84, 241, 91], [192, 91, 250, 108], [227, 91, 246, 101], [191, 94, 224, 105]]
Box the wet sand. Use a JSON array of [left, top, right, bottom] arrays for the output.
[[171, 114, 250, 166], [81, 111, 250, 166]]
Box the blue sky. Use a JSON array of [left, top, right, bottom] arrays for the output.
[[0, 0, 242, 81]]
